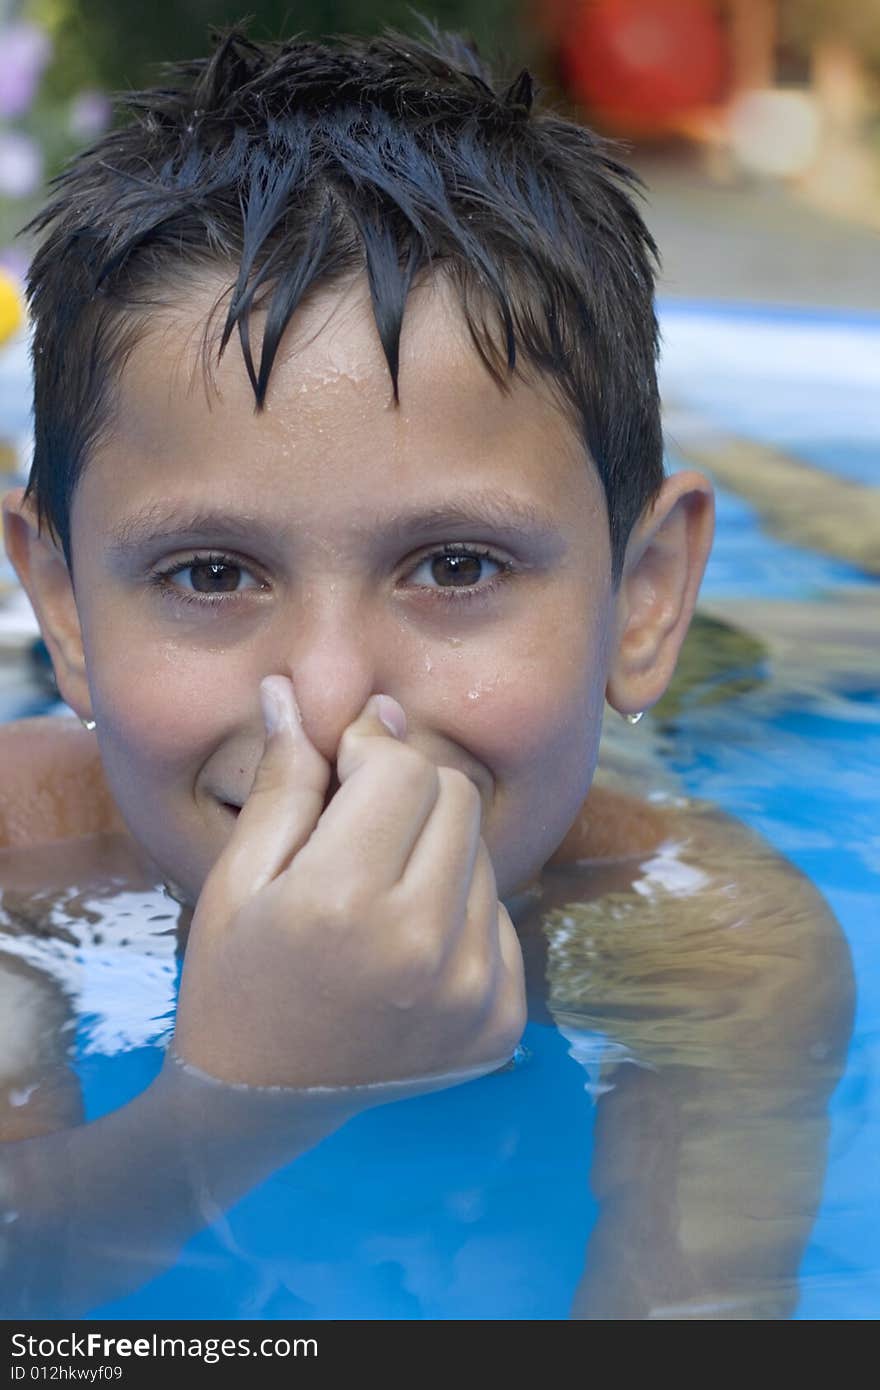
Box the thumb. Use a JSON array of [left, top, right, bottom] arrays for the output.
[[335, 693, 408, 785], [198, 676, 331, 919]]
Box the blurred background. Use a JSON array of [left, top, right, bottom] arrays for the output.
[[1, 0, 879, 695], [1, 0, 879, 311], [3, 0, 879, 683], [2, 9, 879, 1322]]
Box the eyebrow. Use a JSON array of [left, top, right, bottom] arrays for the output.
[[104, 490, 566, 556]]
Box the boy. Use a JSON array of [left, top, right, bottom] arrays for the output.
[[0, 21, 852, 1317]]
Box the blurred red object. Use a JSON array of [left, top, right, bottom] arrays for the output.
[[556, 0, 727, 134]]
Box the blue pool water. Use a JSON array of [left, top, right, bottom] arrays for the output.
[[1, 302, 878, 1319], [660, 301, 880, 488], [659, 303, 880, 1319]]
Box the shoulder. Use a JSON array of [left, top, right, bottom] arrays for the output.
[[543, 791, 854, 1074], [547, 781, 681, 865], [0, 716, 126, 849], [0, 950, 84, 1138]]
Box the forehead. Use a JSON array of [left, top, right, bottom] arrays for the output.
[[75, 269, 607, 551]]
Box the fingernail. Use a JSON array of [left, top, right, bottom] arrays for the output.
[[260, 676, 301, 737], [373, 694, 406, 739]]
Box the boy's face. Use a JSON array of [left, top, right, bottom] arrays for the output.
[[61, 273, 618, 904]]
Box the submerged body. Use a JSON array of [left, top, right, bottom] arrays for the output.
[[0, 713, 853, 1318]]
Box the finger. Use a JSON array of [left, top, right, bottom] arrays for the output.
[[199, 675, 330, 920], [419, 828, 500, 1017], [336, 693, 408, 776], [431, 842, 521, 1067], [460, 886, 527, 1070], [300, 694, 439, 887], [397, 766, 483, 925], [496, 900, 526, 1001], [416, 837, 502, 1006], [461, 839, 505, 977]]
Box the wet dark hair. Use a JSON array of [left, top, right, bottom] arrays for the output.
[[20, 15, 663, 586]]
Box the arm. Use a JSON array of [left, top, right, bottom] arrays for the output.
[[541, 803, 854, 1319], [0, 845, 345, 1317], [0, 890, 352, 1315], [1, 682, 525, 1316], [1, 1052, 361, 1318], [571, 1055, 840, 1320]]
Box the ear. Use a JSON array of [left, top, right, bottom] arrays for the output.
[[1, 487, 92, 721], [605, 470, 715, 717]]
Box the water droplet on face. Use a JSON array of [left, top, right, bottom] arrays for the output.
[[465, 675, 498, 702], [423, 655, 433, 673]]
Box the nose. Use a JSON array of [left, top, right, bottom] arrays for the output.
[[270, 596, 396, 766]]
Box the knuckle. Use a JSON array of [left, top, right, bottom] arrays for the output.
[[389, 742, 437, 792], [448, 950, 490, 1015], [294, 872, 369, 930], [327, 881, 372, 925], [408, 927, 446, 980], [390, 928, 445, 1004], [502, 964, 528, 1037]]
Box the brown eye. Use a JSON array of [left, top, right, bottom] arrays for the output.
[[153, 551, 264, 607], [187, 561, 242, 593], [431, 552, 485, 587], [410, 546, 504, 593]]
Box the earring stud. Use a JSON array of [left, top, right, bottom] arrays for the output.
[[80, 717, 96, 731], [623, 711, 644, 725]]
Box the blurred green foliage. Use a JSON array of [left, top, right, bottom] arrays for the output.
[[3, 0, 540, 255], [25, 0, 535, 101]]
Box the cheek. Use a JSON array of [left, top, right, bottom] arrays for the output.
[[85, 644, 232, 897], [459, 662, 605, 896], [439, 613, 610, 892], [85, 635, 221, 785], [448, 629, 606, 780], [459, 676, 592, 770]]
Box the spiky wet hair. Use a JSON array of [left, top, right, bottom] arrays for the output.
[[20, 15, 663, 584]]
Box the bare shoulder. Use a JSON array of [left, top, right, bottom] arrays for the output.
[[548, 779, 846, 961], [0, 716, 126, 850], [0, 720, 155, 1138], [546, 781, 674, 865], [542, 787, 855, 1072], [0, 952, 84, 1138]]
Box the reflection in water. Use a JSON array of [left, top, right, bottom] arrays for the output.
[[536, 806, 853, 1319], [0, 785, 855, 1318]]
